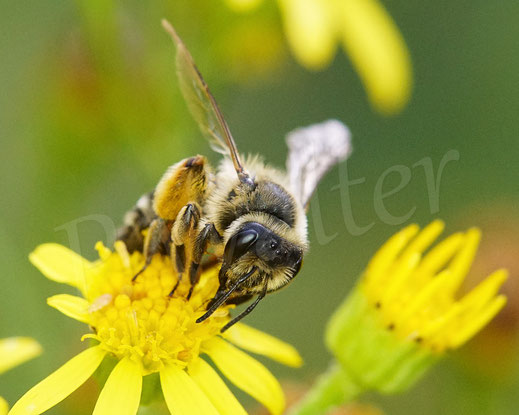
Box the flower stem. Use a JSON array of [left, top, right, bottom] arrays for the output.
[[289, 363, 362, 415]]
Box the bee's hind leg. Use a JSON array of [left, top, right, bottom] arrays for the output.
[[169, 203, 201, 297], [133, 217, 169, 281]]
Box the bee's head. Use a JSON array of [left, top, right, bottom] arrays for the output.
[[222, 222, 303, 287]]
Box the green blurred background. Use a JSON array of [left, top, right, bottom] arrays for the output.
[[1, 0, 519, 414]]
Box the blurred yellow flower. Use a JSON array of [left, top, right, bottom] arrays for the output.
[[358, 220, 507, 353], [225, 0, 412, 114], [0, 337, 42, 415], [10, 242, 302, 415], [293, 221, 507, 414]]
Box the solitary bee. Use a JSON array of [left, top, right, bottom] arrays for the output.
[[117, 20, 352, 331]]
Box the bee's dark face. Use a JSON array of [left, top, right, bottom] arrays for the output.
[[223, 222, 303, 281]]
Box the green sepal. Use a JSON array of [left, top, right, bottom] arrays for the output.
[[140, 372, 163, 406], [289, 363, 361, 415], [90, 344, 163, 406], [92, 353, 117, 390], [326, 284, 439, 394]]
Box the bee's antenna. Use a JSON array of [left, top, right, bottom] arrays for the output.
[[220, 279, 268, 332], [196, 266, 257, 323]]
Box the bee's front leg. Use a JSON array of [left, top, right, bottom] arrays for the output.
[[169, 203, 201, 296], [185, 222, 222, 299]]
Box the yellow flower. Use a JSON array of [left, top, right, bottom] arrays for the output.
[[0, 337, 42, 415], [225, 0, 412, 114], [327, 220, 507, 391], [357, 220, 507, 353], [293, 221, 507, 414], [11, 241, 302, 415]]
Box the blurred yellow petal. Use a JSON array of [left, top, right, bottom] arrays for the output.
[[204, 337, 284, 415], [401, 219, 444, 258], [445, 228, 481, 294], [278, 0, 337, 69], [0, 396, 8, 415], [225, 323, 303, 367], [415, 232, 465, 277], [0, 337, 42, 374], [337, 0, 412, 114], [160, 365, 219, 415], [47, 294, 91, 324], [189, 358, 248, 415], [9, 346, 106, 415], [93, 358, 142, 415], [225, 0, 264, 12], [29, 244, 90, 294], [450, 295, 507, 348], [365, 224, 418, 287]]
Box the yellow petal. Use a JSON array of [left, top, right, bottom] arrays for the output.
[[457, 269, 508, 314], [338, 0, 412, 114], [401, 220, 444, 258], [225, 323, 302, 367], [415, 232, 465, 278], [0, 337, 42, 374], [381, 252, 420, 304], [29, 244, 90, 294], [396, 269, 452, 330], [204, 337, 284, 415], [9, 346, 106, 415], [365, 224, 418, 286], [160, 365, 219, 415], [93, 358, 142, 415], [189, 359, 247, 415], [0, 396, 8, 415], [47, 295, 91, 324], [225, 0, 263, 12], [444, 228, 481, 294], [450, 295, 507, 348], [278, 0, 337, 69]]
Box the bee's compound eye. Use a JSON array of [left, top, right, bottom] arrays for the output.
[[224, 228, 259, 263], [240, 232, 258, 246]]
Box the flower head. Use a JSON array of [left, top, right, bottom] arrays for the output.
[[352, 220, 507, 353], [292, 221, 507, 415], [11, 241, 302, 415], [326, 221, 507, 392], [225, 0, 412, 114], [0, 337, 42, 415]]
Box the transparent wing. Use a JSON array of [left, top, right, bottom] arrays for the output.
[[162, 20, 249, 182], [286, 120, 352, 208]]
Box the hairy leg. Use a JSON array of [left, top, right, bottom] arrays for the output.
[[133, 217, 169, 281], [169, 203, 200, 296]]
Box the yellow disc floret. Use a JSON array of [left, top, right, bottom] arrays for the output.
[[83, 241, 230, 375]]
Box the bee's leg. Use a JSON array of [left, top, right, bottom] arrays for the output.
[[186, 223, 222, 299], [154, 155, 209, 222], [196, 266, 258, 323], [169, 203, 200, 296], [225, 294, 253, 306], [117, 192, 155, 253], [221, 281, 268, 332], [133, 217, 169, 281], [202, 265, 229, 310]]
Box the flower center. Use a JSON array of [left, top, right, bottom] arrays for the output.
[[84, 242, 229, 375]]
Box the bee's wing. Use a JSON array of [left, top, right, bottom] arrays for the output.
[[162, 20, 250, 183], [286, 120, 352, 209]]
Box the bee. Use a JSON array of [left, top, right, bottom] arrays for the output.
[[116, 20, 352, 331]]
